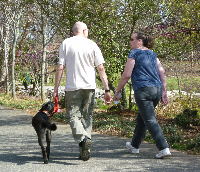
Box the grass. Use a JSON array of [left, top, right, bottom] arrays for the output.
[[167, 76, 200, 92], [0, 93, 42, 111]]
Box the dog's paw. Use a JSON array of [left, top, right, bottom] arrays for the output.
[[50, 123, 57, 131]]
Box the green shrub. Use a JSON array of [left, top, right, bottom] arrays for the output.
[[186, 135, 200, 153], [162, 124, 183, 145], [52, 112, 68, 123], [175, 108, 200, 128], [59, 94, 66, 108]]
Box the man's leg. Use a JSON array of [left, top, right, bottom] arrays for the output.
[[80, 89, 95, 139], [65, 89, 94, 161], [79, 89, 95, 161], [65, 90, 89, 142]]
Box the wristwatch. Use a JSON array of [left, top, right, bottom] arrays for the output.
[[105, 89, 110, 93]]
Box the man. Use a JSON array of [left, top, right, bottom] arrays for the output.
[[53, 21, 112, 161]]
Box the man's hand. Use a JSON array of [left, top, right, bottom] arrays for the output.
[[104, 92, 112, 104]]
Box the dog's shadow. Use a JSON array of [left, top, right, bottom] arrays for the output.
[[0, 151, 78, 165], [0, 152, 41, 165], [0, 133, 79, 165]]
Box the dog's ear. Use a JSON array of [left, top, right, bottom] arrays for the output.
[[40, 102, 49, 112], [40, 101, 54, 113], [46, 101, 54, 114]]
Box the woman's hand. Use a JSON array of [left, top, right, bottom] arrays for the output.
[[161, 91, 169, 105], [113, 91, 122, 101]]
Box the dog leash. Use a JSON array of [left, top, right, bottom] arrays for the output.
[[53, 96, 60, 113]]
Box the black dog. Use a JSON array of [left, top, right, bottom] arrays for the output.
[[32, 101, 57, 164]]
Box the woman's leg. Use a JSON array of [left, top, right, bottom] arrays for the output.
[[131, 113, 146, 149], [134, 87, 169, 150]]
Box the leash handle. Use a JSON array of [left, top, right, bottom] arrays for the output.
[[53, 96, 60, 113]]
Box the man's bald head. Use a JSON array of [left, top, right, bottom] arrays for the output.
[[72, 21, 88, 37]]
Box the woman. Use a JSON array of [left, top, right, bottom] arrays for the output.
[[114, 32, 171, 159]]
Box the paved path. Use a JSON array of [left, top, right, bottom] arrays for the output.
[[0, 105, 200, 172]]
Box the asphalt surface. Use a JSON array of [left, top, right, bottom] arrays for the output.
[[0, 105, 200, 172]]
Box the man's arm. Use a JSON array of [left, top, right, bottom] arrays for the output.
[[97, 64, 109, 90], [97, 64, 112, 103], [157, 58, 168, 104], [53, 64, 64, 97]]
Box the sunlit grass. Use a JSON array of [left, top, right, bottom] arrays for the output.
[[0, 93, 42, 110], [167, 76, 200, 92]]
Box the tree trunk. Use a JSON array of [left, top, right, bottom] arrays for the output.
[[3, 24, 10, 94], [41, 45, 47, 101], [11, 34, 17, 99], [0, 25, 4, 82]]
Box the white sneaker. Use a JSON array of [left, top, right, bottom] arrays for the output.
[[126, 142, 139, 153], [155, 148, 171, 159]]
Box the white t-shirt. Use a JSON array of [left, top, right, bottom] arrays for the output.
[[58, 35, 105, 91]]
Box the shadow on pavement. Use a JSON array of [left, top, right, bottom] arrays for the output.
[[0, 115, 31, 126]]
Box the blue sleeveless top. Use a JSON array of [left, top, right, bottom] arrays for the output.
[[128, 49, 161, 91]]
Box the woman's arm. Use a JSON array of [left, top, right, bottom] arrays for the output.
[[157, 58, 169, 104], [114, 58, 135, 100]]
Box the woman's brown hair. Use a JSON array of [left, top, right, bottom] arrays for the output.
[[134, 32, 154, 49]]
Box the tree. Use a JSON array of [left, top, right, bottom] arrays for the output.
[[10, 1, 25, 99], [148, 0, 200, 95], [86, 0, 162, 108], [0, 0, 30, 98], [23, 0, 60, 100], [0, 2, 12, 94], [30, 0, 163, 107]]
